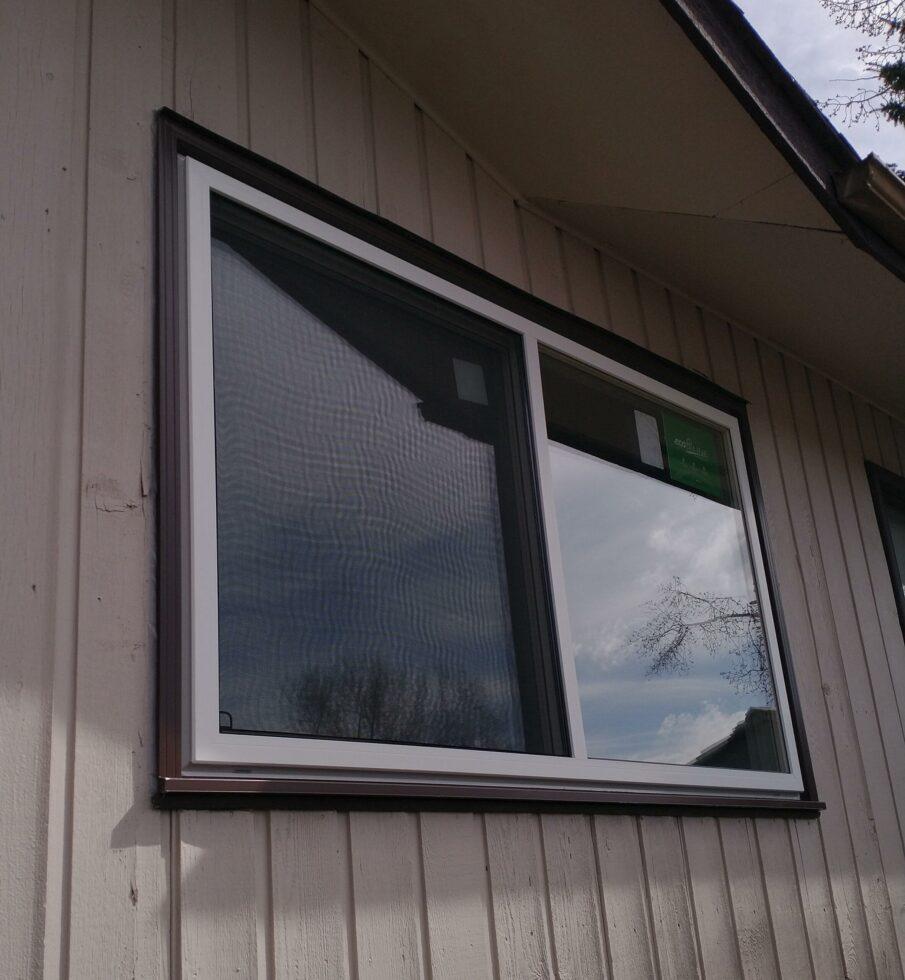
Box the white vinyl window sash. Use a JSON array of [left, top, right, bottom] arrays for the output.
[[182, 156, 804, 798]]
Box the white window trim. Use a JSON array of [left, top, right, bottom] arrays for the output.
[[183, 156, 804, 797]]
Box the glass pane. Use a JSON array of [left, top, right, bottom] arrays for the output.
[[209, 195, 561, 754], [541, 354, 789, 772], [887, 500, 905, 604]]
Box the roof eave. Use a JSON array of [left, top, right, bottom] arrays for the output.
[[659, 0, 905, 284]]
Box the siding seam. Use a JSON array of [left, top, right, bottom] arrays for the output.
[[414, 814, 434, 980], [43, 0, 96, 975], [677, 819, 708, 980], [479, 815, 503, 980], [635, 818, 664, 979], [344, 813, 360, 980]]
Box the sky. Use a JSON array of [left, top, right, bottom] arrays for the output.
[[549, 442, 783, 768], [738, 0, 902, 164]]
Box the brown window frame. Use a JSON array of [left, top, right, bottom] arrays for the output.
[[866, 461, 905, 642], [155, 109, 821, 816]]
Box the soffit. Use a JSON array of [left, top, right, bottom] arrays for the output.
[[539, 198, 905, 409], [322, 0, 905, 415]]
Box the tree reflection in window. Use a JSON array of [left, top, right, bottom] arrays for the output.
[[278, 662, 512, 749], [541, 352, 789, 772], [631, 576, 773, 702]]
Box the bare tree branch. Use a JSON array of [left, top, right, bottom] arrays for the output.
[[629, 576, 774, 701], [284, 657, 518, 749], [817, 0, 905, 131]]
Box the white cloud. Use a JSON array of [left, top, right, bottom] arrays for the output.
[[646, 703, 747, 765], [552, 445, 761, 679]]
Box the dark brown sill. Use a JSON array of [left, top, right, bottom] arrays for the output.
[[154, 776, 824, 819]]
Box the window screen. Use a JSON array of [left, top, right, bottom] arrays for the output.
[[209, 195, 565, 755]]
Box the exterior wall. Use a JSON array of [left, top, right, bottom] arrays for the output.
[[4, 0, 905, 977]]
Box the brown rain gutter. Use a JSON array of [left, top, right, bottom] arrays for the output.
[[836, 154, 905, 256]]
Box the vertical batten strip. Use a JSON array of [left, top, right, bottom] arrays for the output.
[[485, 813, 556, 978], [302, 0, 320, 185], [560, 232, 608, 327], [309, 5, 370, 207], [637, 275, 681, 362], [180, 811, 260, 976], [369, 63, 428, 237], [540, 814, 609, 979], [175, 0, 243, 139], [270, 813, 353, 979], [246, 0, 316, 180], [357, 50, 379, 215], [162, 0, 176, 111], [236, 0, 250, 145], [420, 813, 496, 979], [423, 115, 481, 264], [473, 165, 527, 288], [348, 813, 426, 980], [467, 157, 487, 270], [670, 295, 710, 378], [518, 209, 569, 308], [599, 256, 646, 346]]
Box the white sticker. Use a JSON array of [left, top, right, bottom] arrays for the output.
[[635, 410, 664, 469], [453, 358, 488, 405]]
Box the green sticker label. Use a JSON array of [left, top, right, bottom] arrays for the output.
[[662, 411, 724, 499]]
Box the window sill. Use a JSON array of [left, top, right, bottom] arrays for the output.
[[154, 776, 824, 818]]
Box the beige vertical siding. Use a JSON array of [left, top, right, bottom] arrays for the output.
[[3, 1, 905, 976]]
